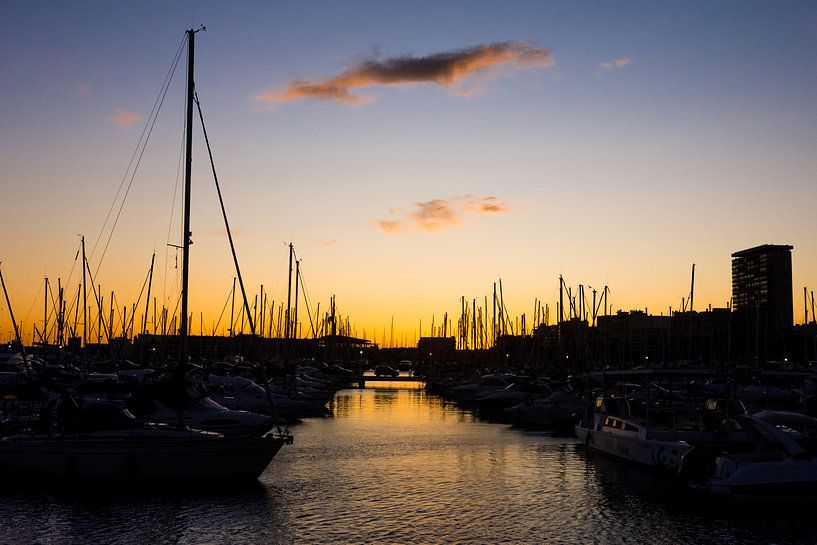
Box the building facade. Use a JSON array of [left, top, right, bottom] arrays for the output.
[[731, 244, 793, 363]]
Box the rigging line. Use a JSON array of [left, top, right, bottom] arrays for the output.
[[212, 285, 234, 336], [47, 280, 59, 320], [194, 92, 256, 335], [63, 243, 80, 299], [297, 264, 317, 339], [83, 257, 111, 343], [168, 289, 182, 334], [63, 281, 80, 330], [290, 249, 309, 303], [163, 268, 181, 311], [21, 282, 42, 326], [124, 260, 154, 336], [44, 280, 61, 343], [289, 251, 316, 338], [110, 291, 123, 335], [90, 35, 187, 262], [162, 110, 187, 306], [92, 36, 187, 277]]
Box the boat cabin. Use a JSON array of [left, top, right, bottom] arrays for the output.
[[591, 396, 646, 437], [594, 396, 631, 417]]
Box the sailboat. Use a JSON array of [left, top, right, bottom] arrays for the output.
[[0, 28, 293, 483]]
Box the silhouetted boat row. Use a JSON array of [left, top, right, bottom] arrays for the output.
[[426, 365, 817, 503]]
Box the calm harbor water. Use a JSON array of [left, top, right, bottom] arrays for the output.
[[2, 385, 817, 544]]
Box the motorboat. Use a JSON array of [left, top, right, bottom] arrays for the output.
[[475, 381, 553, 410], [683, 411, 817, 502], [124, 393, 277, 437], [505, 389, 591, 433], [207, 374, 317, 417], [577, 395, 753, 471], [449, 373, 519, 402], [576, 396, 693, 471]]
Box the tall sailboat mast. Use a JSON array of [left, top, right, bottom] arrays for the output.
[[82, 235, 88, 363], [0, 263, 24, 353], [178, 27, 201, 373]]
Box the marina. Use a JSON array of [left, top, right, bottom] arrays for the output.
[[2, 386, 817, 544], [2, 3, 817, 544]]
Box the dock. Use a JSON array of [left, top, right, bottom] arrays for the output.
[[354, 375, 426, 388]]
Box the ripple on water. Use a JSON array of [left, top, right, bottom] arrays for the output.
[[3, 389, 817, 544]]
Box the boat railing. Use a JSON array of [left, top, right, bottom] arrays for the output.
[[1, 398, 53, 437]]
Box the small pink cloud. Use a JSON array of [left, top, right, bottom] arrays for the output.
[[374, 220, 404, 234], [74, 83, 91, 95], [111, 109, 140, 127], [466, 196, 509, 214], [599, 57, 631, 71], [375, 195, 510, 234]]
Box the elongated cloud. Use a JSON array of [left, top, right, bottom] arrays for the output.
[[111, 109, 140, 127], [599, 57, 631, 71], [375, 196, 509, 234], [258, 41, 553, 105]]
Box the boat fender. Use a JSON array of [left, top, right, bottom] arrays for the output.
[[654, 446, 681, 470], [675, 446, 714, 486], [288, 389, 299, 399]]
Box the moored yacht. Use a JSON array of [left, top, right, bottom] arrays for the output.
[[683, 411, 817, 502], [0, 28, 294, 484], [0, 398, 291, 482], [576, 396, 692, 471]]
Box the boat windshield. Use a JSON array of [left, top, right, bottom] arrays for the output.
[[195, 397, 227, 410], [596, 397, 629, 416]]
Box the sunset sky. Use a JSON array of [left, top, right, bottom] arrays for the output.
[[1, 1, 816, 345]]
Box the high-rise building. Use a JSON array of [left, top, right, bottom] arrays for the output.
[[731, 244, 793, 362]]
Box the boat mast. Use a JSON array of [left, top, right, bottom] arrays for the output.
[[689, 263, 695, 312], [142, 252, 155, 335], [43, 277, 48, 346], [82, 235, 88, 363], [285, 242, 293, 340], [0, 263, 24, 354], [293, 260, 300, 339], [178, 27, 197, 374], [57, 279, 64, 347], [229, 277, 236, 336]]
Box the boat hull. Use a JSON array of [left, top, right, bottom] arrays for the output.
[[694, 460, 817, 503], [578, 424, 691, 470], [0, 433, 290, 482]]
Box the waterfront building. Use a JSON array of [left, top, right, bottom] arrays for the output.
[[731, 244, 794, 363]]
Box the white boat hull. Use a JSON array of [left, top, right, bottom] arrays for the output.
[[578, 424, 690, 470]]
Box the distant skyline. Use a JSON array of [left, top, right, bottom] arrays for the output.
[[1, 1, 816, 345]]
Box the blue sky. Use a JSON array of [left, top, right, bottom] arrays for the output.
[[1, 1, 816, 341]]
